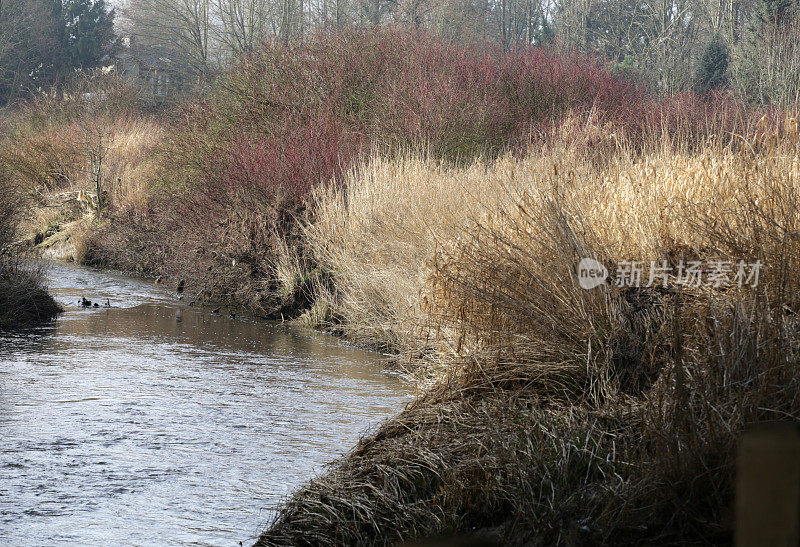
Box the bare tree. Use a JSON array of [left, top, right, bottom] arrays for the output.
[[734, 5, 800, 106], [632, 0, 699, 92], [214, 0, 273, 54], [123, 0, 213, 78]]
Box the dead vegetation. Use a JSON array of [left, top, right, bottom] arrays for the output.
[[0, 178, 61, 328], [0, 255, 63, 328], [0, 75, 164, 264], [258, 114, 800, 545]]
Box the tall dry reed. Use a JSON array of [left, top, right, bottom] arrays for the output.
[[267, 112, 800, 545]]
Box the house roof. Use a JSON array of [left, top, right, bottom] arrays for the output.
[[117, 44, 193, 73]]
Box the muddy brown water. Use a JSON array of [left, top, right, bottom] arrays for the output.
[[0, 261, 411, 546]]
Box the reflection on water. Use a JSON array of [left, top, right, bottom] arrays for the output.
[[0, 262, 410, 546]]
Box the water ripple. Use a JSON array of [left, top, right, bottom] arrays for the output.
[[0, 262, 410, 546]]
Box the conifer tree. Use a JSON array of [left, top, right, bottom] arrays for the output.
[[695, 34, 729, 96], [61, 0, 116, 70]]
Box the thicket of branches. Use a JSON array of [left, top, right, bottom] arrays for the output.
[[2, 0, 797, 107], [117, 0, 800, 107], [0, 0, 115, 104]]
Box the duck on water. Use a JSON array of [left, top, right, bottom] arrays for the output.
[[80, 297, 111, 308]]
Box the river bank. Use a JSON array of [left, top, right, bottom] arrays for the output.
[[254, 119, 800, 544], [0, 258, 62, 328], [0, 173, 61, 328]]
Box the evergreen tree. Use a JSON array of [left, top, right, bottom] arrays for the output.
[[695, 34, 729, 96], [61, 0, 116, 70]]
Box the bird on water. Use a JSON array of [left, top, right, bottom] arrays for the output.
[[176, 279, 185, 300]]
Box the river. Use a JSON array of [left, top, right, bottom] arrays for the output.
[[0, 261, 410, 546]]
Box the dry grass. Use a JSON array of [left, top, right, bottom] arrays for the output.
[[0, 177, 61, 328], [261, 392, 625, 546], [102, 117, 165, 211], [307, 153, 513, 352], [1, 106, 164, 249], [263, 112, 800, 544], [307, 112, 800, 356]]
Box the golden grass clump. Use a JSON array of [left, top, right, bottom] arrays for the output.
[[264, 113, 800, 545], [102, 117, 165, 211], [426, 113, 800, 383], [307, 154, 514, 352], [308, 113, 800, 358]]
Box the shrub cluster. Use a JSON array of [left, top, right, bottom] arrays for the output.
[[95, 28, 655, 312]]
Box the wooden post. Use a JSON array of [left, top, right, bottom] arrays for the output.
[[736, 422, 800, 546]]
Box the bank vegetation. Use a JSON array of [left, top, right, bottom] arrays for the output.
[[0, 174, 61, 328]]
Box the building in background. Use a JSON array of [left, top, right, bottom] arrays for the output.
[[115, 36, 192, 102]]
